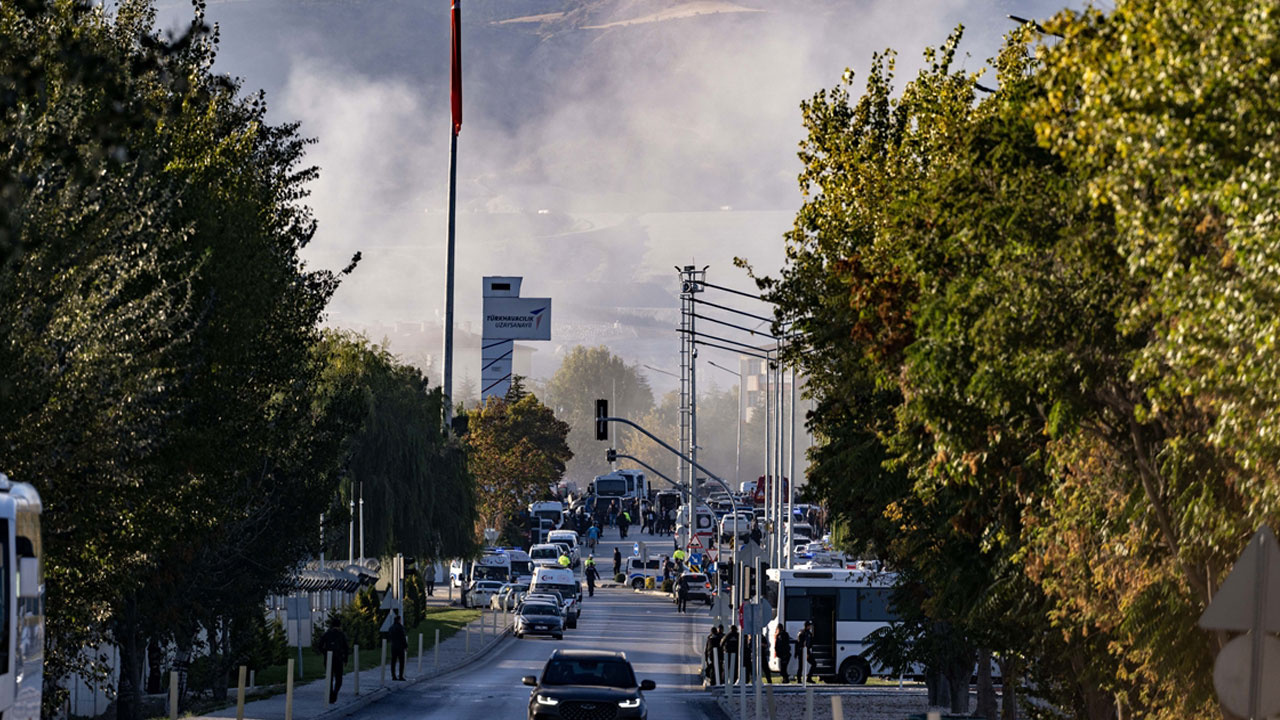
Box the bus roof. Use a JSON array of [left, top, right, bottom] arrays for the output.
[[765, 567, 898, 587]]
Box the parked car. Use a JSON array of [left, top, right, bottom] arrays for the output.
[[492, 582, 530, 611], [469, 579, 506, 608]]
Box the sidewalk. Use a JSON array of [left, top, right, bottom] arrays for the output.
[[193, 607, 514, 720]]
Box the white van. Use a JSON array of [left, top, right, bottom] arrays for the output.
[[547, 530, 581, 566], [529, 566, 581, 628], [529, 543, 563, 567]]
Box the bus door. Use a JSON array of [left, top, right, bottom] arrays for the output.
[[808, 590, 838, 676]]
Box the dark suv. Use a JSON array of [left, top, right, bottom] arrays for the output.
[[523, 649, 655, 720]]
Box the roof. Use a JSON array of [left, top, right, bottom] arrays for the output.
[[551, 649, 626, 660]]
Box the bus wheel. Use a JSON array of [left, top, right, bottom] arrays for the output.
[[838, 658, 871, 685], [631, 577, 645, 590]]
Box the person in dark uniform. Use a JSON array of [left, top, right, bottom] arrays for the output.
[[676, 576, 689, 613], [425, 568, 435, 597], [585, 558, 600, 597], [613, 546, 623, 577], [703, 625, 724, 685], [317, 617, 350, 702], [795, 620, 814, 682], [389, 610, 409, 680]]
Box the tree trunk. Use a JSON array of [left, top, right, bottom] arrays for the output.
[[210, 619, 229, 702], [946, 656, 972, 715], [976, 649, 998, 720], [114, 597, 144, 720], [926, 667, 943, 706], [146, 637, 163, 695], [997, 656, 1018, 720]]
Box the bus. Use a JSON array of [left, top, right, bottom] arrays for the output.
[[0, 474, 43, 720], [528, 501, 565, 527], [763, 568, 898, 685], [590, 469, 647, 503]]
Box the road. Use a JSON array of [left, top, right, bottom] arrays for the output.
[[348, 533, 728, 720]]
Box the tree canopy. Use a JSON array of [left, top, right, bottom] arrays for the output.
[[759, 3, 1280, 718]]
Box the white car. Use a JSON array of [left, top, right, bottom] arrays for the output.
[[468, 579, 505, 608], [491, 582, 529, 611]]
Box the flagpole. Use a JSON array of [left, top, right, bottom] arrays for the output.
[[443, 0, 462, 425]]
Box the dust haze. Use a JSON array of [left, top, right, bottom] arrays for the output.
[[155, 0, 1079, 387]]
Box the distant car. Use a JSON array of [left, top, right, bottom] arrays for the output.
[[493, 583, 530, 611], [523, 649, 655, 720], [525, 590, 575, 629], [673, 572, 713, 606], [514, 602, 563, 640], [469, 579, 506, 608]]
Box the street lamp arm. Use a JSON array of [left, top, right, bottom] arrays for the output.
[[613, 453, 686, 497]]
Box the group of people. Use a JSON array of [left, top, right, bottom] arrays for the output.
[[702, 620, 818, 686]]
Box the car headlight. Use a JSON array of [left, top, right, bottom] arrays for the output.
[[535, 694, 560, 706], [618, 697, 642, 708]]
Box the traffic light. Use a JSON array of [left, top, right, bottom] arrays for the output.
[[595, 399, 608, 440], [606, 448, 617, 463]]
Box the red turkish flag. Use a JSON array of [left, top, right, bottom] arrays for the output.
[[451, 0, 462, 134]]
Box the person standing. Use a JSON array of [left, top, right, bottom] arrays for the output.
[[317, 617, 350, 703], [723, 625, 740, 683], [703, 625, 724, 686], [388, 610, 409, 681], [795, 620, 814, 682], [773, 623, 792, 683], [676, 575, 689, 613], [613, 546, 623, 577], [425, 567, 435, 597], [585, 558, 600, 597]]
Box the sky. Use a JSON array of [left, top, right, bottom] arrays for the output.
[[153, 0, 1084, 388]]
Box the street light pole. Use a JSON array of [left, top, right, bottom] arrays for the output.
[[707, 360, 742, 491]]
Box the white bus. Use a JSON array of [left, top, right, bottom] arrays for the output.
[[0, 474, 43, 720], [590, 469, 647, 502], [763, 568, 898, 685]]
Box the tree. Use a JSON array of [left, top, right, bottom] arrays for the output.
[[541, 346, 653, 486], [464, 393, 572, 539], [316, 332, 477, 564]]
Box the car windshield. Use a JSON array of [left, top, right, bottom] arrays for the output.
[[541, 659, 637, 688], [522, 604, 558, 617]]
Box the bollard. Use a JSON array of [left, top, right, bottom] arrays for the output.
[[830, 695, 844, 720], [380, 638, 387, 685], [766, 683, 778, 720], [168, 671, 178, 720], [418, 633, 424, 674], [466, 624, 471, 654], [354, 644, 360, 695], [235, 665, 247, 720], [324, 651, 334, 705], [285, 659, 295, 720], [249, 670, 255, 690], [755, 673, 762, 720], [805, 686, 814, 720], [435, 629, 441, 668]]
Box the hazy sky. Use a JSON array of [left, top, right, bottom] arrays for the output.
[[155, 0, 1082, 383]]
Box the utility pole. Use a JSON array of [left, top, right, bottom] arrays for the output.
[[442, 0, 463, 423]]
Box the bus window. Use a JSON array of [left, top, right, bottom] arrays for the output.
[[837, 588, 859, 621], [784, 587, 809, 622], [858, 588, 895, 621]]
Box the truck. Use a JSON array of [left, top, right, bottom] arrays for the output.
[[528, 501, 565, 528]]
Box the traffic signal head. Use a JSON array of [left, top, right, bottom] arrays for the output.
[[606, 448, 617, 463], [595, 399, 608, 440]]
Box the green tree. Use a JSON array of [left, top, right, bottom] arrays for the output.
[[542, 346, 653, 486], [464, 393, 572, 538]]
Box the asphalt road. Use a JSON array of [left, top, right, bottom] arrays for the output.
[[346, 532, 728, 720]]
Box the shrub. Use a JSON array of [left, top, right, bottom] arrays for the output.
[[614, 573, 626, 584], [661, 579, 674, 593]]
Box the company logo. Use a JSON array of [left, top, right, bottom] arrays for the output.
[[530, 306, 547, 329]]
